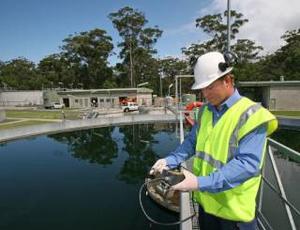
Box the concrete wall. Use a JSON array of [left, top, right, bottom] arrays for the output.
[[0, 113, 176, 143], [137, 93, 152, 106], [269, 86, 300, 111], [0, 109, 5, 122], [0, 91, 43, 106]]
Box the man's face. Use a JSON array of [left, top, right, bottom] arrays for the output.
[[200, 76, 231, 107]]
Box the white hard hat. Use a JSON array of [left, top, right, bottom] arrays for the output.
[[191, 51, 233, 90]]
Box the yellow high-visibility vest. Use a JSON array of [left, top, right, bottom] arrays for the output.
[[193, 97, 278, 222]]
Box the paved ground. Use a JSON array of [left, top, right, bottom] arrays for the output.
[[0, 110, 177, 142], [2, 118, 62, 124]]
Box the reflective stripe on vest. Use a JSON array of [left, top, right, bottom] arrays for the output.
[[227, 103, 262, 161], [195, 151, 224, 169]]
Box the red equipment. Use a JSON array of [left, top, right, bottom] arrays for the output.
[[184, 101, 203, 126]]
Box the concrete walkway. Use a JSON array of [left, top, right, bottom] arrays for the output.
[[2, 117, 62, 125], [0, 113, 176, 143]]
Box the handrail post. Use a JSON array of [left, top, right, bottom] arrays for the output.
[[176, 76, 179, 110], [179, 111, 184, 143], [179, 111, 193, 230], [258, 160, 265, 212]]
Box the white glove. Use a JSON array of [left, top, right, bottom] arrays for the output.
[[149, 159, 169, 175], [170, 169, 198, 192]]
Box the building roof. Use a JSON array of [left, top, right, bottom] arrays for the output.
[[237, 80, 300, 87], [57, 87, 153, 95]]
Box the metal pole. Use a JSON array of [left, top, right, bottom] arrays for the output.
[[227, 0, 231, 52], [160, 76, 162, 97], [258, 157, 265, 212], [180, 78, 182, 105], [179, 111, 184, 143], [179, 111, 193, 230], [175, 76, 178, 110], [175, 75, 194, 111]]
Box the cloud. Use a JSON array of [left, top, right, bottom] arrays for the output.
[[202, 0, 300, 54]]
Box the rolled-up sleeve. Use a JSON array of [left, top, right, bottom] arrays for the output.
[[165, 123, 198, 169]]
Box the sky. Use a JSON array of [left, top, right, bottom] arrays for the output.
[[0, 0, 300, 66]]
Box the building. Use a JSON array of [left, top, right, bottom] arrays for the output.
[[56, 87, 153, 109], [237, 80, 300, 111], [0, 90, 43, 106], [0, 88, 153, 109]]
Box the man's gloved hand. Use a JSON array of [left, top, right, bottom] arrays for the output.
[[170, 169, 198, 192], [149, 159, 169, 175]]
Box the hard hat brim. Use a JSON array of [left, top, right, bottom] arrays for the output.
[[191, 67, 233, 90]]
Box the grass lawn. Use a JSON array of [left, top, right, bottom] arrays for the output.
[[271, 111, 300, 117], [0, 120, 56, 130], [6, 109, 81, 120], [1, 109, 82, 130]]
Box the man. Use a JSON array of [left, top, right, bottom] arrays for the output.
[[150, 51, 278, 230]]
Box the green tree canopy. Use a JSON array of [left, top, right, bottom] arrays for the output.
[[61, 28, 114, 88], [158, 57, 191, 96], [270, 29, 300, 80], [0, 58, 42, 90], [236, 29, 300, 82], [109, 6, 163, 88], [182, 10, 262, 67], [38, 54, 76, 89]]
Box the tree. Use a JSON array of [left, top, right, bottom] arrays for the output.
[[108, 6, 162, 88], [239, 28, 300, 82], [117, 124, 158, 184], [0, 58, 42, 90], [196, 10, 248, 51], [158, 57, 190, 96], [232, 39, 263, 64], [182, 40, 216, 64], [271, 29, 300, 80], [231, 39, 263, 81], [38, 53, 76, 89], [182, 10, 263, 67], [61, 28, 114, 88], [48, 128, 118, 166]]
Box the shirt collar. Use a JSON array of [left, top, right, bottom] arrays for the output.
[[207, 89, 241, 111]]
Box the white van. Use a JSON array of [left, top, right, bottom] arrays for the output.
[[121, 102, 139, 112]]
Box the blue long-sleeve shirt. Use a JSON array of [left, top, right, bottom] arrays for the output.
[[165, 90, 267, 193]]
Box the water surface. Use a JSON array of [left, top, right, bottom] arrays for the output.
[[0, 124, 179, 230], [0, 125, 299, 230]]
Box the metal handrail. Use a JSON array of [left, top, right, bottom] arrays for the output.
[[261, 176, 300, 216], [268, 138, 300, 162], [267, 144, 296, 230], [179, 111, 193, 230], [258, 138, 300, 230]]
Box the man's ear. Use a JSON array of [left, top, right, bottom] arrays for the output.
[[224, 74, 234, 88]]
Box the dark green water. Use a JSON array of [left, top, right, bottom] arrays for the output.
[[0, 124, 299, 230], [0, 124, 180, 230]]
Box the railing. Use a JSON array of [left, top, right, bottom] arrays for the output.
[[178, 111, 193, 230], [175, 109, 300, 230], [257, 138, 300, 230]]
